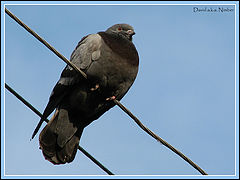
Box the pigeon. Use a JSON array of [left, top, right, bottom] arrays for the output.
[[38, 23, 139, 164]]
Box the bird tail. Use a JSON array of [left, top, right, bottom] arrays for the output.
[[39, 109, 83, 165]]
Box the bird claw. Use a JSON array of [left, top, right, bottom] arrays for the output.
[[106, 96, 116, 101], [90, 84, 99, 91]]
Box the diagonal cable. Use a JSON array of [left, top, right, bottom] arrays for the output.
[[5, 83, 114, 175], [5, 8, 207, 175]]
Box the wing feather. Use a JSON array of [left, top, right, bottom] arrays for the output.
[[41, 34, 103, 120]]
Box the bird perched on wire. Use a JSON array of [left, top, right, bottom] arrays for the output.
[[35, 23, 139, 164]]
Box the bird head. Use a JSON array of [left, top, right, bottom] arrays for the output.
[[106, 23, 136, 41]]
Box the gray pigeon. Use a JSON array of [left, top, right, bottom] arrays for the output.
[[38, 23, 139, 164]]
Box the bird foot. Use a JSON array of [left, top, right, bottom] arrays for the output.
[[106, 96, 116, 101], [90, 84, 99, 91]]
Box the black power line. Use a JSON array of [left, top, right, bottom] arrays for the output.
[[5, 83, 114, 175]]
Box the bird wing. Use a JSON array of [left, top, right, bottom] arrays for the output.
[[41, 34, 103, 120]]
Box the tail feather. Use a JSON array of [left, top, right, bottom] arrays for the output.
[[39, 109, 83, 165], [55, 108, 78, 148], [56, 135, 80, 163]]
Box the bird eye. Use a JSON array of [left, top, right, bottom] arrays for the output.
[[117, 27, 122, 31]]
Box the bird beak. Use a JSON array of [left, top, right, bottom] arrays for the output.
[[127, 29, 135, 36]]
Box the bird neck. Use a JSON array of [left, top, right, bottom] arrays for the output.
[[98, 31, 139, 66]]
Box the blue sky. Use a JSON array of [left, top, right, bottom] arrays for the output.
[[1, 1, 239, 179]]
